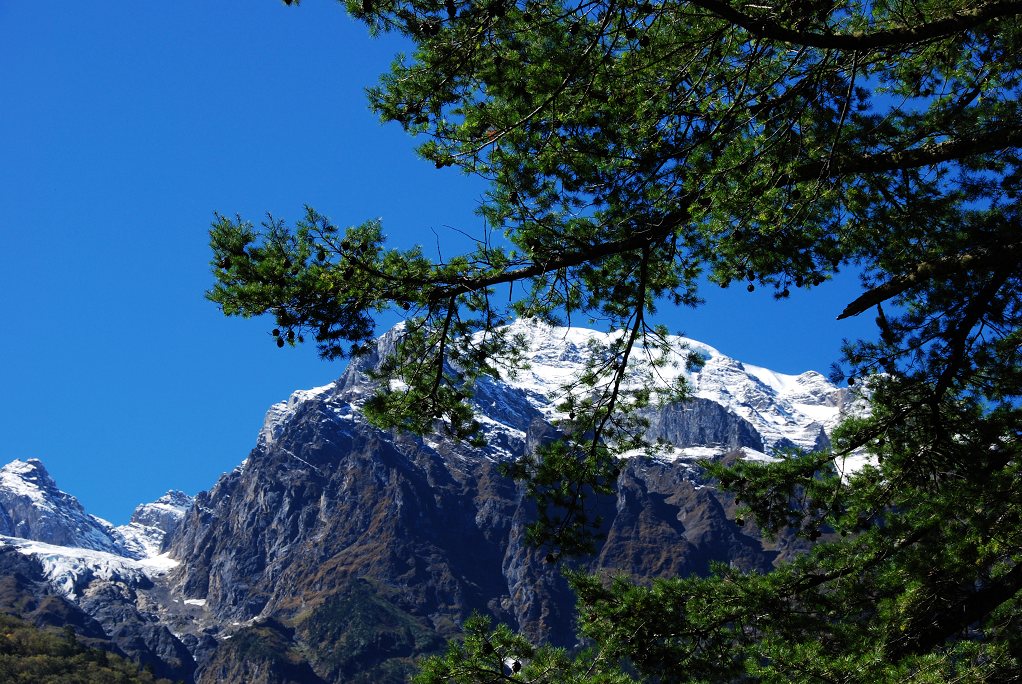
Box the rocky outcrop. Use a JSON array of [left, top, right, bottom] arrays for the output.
[[644, 397, 765, 452], [76, 578, 197, 681], [129, 491, 193, 538]]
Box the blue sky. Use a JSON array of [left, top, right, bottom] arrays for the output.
[[1, 1, 875, 524]]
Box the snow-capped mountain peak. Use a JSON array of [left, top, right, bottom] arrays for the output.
[[129, 490, 193, 529], [259, 382, 337, 447], [115, 490, 195, 558], [0, 458, 143, 558], [493, 319, 848, 453], [255, 319, 851, 466], [1, 458, 61, 504], [0, 458, 198, 565]]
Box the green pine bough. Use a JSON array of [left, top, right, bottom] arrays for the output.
[[209, 1, 1022, 680]]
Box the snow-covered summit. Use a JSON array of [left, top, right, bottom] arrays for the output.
[[492, 319, 848, 452], [259, 382, 337, 446], [0, 458, 197, 567], [1, 458, 62, 504], [0, 458, 143, 558], [129, 490, 193, 529], [116, 490, 195, 558]]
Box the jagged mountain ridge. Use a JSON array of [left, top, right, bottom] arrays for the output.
[[0, 459, 192, 561], [0, 320, 853, 683], [482, 320, 846, 453], [261, 320, 848, 459]]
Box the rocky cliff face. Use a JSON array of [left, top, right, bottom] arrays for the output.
[[112, 489, 195, 561], [0, 320, 851, 683]]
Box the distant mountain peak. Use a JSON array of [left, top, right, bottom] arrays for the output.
[[118, 490, 195, 557], [1, 457, 59, 495], [130, 490, 193, 521], [0, 459, 196, 562]]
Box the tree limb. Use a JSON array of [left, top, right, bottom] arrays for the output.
[[688, 0, 1022, 51], [797, 126, 1022, 181], [837, 243, 1022, 320], [892, 562, 1022, 658], [425, 220, 680, 303]]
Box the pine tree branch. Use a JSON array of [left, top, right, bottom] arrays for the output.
[[547, 248, 653, 551], [431, 299, 458, 400], [892, 562, 1022, 658], [797, 126, 1022, 181], [837, 243, 1022, 320], [425, 221, 679, 303], [688, 0, 1022, 51], [932, 270, 1011, 403], [590, 247, 651, 457]]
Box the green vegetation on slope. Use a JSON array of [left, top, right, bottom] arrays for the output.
[[295, 579, 446, 684], [0, 613, 175, 684]]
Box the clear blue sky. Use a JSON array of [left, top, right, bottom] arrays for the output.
[[1, 1, 876, 524]]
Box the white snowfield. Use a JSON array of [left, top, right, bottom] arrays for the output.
[[0, 535, 178, 598], [492, 319, 849, 453]]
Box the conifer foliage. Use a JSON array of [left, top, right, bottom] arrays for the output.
[[210, 1, 1022, 680], [0, 614, 174, 683]]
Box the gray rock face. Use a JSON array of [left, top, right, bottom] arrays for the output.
[[116, 490, 195, 557], [76, 579, 197, 681], [130, 490, 193, 534], [644, 397, 765, 452]]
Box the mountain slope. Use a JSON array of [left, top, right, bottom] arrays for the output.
[[167, 320, 846, 682], [0, 320, 853, 683], [0, 461, 199, 681], [0, 459, 140, 558]]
